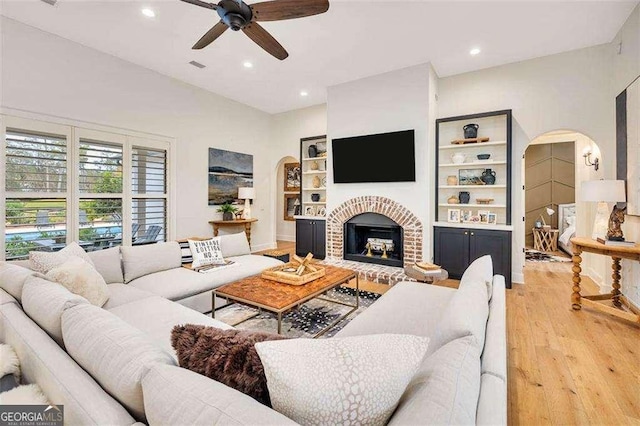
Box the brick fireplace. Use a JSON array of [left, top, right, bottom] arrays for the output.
[[326, 196, 423, 267]]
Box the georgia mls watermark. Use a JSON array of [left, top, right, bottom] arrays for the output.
[[0, 405, 63, 426]]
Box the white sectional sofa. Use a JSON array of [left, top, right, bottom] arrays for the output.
[[0, 233, 506, 425]]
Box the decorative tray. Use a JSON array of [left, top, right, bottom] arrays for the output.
[[451, 137, 490, 145], [261, 253, 325, 286]]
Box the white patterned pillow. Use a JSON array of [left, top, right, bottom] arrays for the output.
[[255, 334, 429, 425], [46, 257, 109, 307], [29, 242, 95, 274], [188, 238, 225, 269]]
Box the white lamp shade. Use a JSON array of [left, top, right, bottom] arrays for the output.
[[238, 187, 255, 200], [581, 180, 626, 203], [546, 207, 555, 216]]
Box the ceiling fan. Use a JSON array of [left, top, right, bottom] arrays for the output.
[[180, 0, 330, 60]]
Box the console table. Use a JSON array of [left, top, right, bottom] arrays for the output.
[[209, 218, 258, 247], [570, 237, 640, 323]]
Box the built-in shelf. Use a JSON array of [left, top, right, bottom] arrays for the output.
[[440, 160, 507, 167], [439, 203, 507, 208], [439, 185, 506, 189], [302, 157, 328, 162], [302, 171, 325, 175], [432, 221, 514, 231], [439, 141, 507, 150], [302, 188, 326, 191], [305, 202, 326, 205]]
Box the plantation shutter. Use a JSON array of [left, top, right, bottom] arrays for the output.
[[131, 147, 167, 243]]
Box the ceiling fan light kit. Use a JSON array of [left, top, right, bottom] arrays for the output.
[[181, 0, 330, 60]]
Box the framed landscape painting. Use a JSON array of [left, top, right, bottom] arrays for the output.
[[208, 148, 253, 206]]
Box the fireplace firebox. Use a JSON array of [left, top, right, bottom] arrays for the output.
[[344, 213, 403, 267]]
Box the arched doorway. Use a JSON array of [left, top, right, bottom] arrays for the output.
[[274, 156, 300, 243], [522, 130, 602, 263]]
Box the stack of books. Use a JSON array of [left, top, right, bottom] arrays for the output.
[[193, 260, 237, 273], [596, 238, 637, 247]]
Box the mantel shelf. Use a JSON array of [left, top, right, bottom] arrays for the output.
[[439, 141, 507, 150]]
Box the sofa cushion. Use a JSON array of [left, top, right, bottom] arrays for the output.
[[389, 335, 481, 426], [61, 304, 176, 421], [481, 275, 507, 380], [87, 247, 124, 284], [171, 326, 286, 406], [0, 263, 39, 303], [102, 284, 156, 310], [22, 276, 88, 346], [29, 242, 95, 274], [460, 255, 493, 300], [336, 282, 456, 338], [142, 364, 297, 426], [0, 303, 137, 425], [121, 242, 181, 283], [220, 232, 251, 257], [107, 296, 232, 357], [477, 373, 506, 426], [45, 257, 109, 307], [427, 274, 490, 356], [255, 334, 429, 426], [0, 289, 18, 307], [128, 255, 282, 301]]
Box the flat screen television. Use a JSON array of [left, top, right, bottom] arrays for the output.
[[332, 130, 415, 183]]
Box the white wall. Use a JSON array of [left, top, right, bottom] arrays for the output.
[[438, 43, 615, 283], [1, 18, 275, 251], [327, 64, 433, 261], [612, 4, 640, 306], [269, 105, 327, 242]]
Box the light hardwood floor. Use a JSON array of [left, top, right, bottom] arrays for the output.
[[265, 242, 640, 424]]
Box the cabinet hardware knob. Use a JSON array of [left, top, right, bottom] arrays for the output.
[[464, 232, 468, 235], [471, 232, 475, 236]]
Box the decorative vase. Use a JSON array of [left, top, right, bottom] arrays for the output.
[[451, 152, 466, 164], [448, 195, 460, 204], [223, 212, 233, 221], [481, 169, 496, 185], [312, 175, 321, 188], [447, 175, 458, 186], [318, 160, 326, 171], [311, 193, 320, 202], [459, 191, 471, 204], [463, 124, 479, 139], [310, 161, 319, 171], [308, 145, 318, 158]]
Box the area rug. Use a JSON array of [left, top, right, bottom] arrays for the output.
[[525, 249, 571, 263], [214, 287, 381, 338]]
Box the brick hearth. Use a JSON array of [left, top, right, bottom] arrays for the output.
[[321, 258, 417, 286]]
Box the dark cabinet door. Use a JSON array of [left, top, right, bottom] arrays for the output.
[[469, 229, 512, 288], [296, 220, 315, 258], [434, 227, 470, 280], [313, 221, 326, 259]]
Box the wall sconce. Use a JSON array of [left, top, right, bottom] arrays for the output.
[[582, 147, 599, 171]]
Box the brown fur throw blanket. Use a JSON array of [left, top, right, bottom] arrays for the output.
[[171, 325, 286, 406]]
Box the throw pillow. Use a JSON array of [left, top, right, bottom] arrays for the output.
[[188, 238, 225, 269], [255, 334, 429, 425], [459, 255, 493, 301], [178, 241, 193, 265], [29, 242, 95, 274], [171, 325, 286, 406], [46, 257, 110, 307]]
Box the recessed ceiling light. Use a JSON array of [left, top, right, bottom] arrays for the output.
[[142, 8, 156, 18], [243, 61, 253, 69], [470, 48, 481, 56], [300, 91, 309, 97]]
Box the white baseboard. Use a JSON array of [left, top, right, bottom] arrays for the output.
[[585, 266, 605, 292], [276, 234, 296, 242], [251, 242, 277, 253], [512, 272, 524, 284]]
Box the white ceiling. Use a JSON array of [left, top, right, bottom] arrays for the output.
[[2, 0, 637, 114]]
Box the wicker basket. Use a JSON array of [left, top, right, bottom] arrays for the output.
[[261, 263, 326, 286]]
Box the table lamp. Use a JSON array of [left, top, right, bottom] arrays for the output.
[[536, 207, 555, 229], [580, 180, 627, 241], [238, 187, 255, 219]]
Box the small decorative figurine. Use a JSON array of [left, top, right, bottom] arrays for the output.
[[607, 205, 627, 241], [366, 242, 373, 257], [381, 243, 388, 259]]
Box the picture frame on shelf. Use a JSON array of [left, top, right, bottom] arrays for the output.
[[462, 210, 472, 223], [487, 212, 497, 225], [478, 210, 490, 223], [284, 162, 301, 192], [284, 194, 298, 221], [317, 206, 326, 217], [448, 209, 461, 223], [458, 168, 485, 186], [304, 205, 316, 216]]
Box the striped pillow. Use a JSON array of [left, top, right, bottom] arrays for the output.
[[179, 241, 193, 265]]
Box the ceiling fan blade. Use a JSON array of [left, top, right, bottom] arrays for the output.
[[251, 0, 329, 22], [180, 0, 218, 10], [192, 21, 229, 49], [243, 22, 288, 60]]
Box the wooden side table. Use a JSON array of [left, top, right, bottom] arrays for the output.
[[532, 228, 559, 252], [570, 237, 640, 324], [209, 218, 258, 247]]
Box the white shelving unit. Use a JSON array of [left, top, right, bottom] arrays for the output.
[[300, 136, 327, 218]]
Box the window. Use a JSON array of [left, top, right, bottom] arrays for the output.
[[1, 116, 173, 260]]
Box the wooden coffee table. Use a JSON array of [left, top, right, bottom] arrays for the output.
[[212, 265, 358, 337]]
